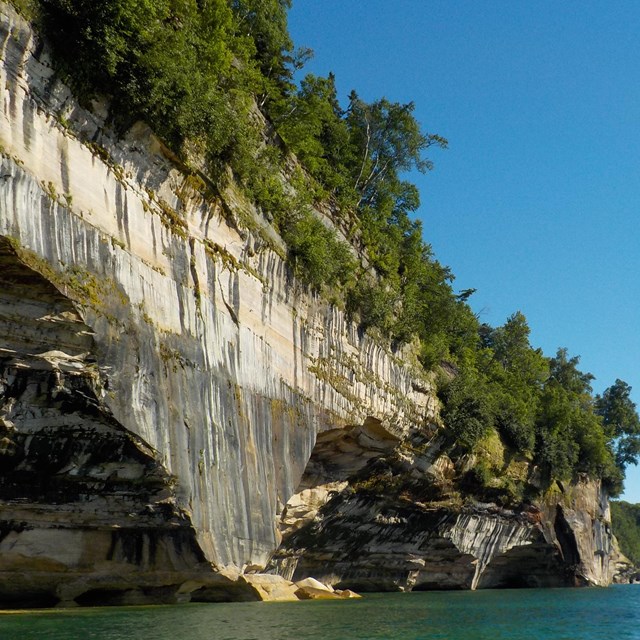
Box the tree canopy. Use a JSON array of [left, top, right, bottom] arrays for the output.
[[20, 0, 640, 500], [596, 380, 640, 468], [611, 501, 640, 566], [439, 312, 633, 496]]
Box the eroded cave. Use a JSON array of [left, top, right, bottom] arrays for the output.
[[0, 236, 213, 606]]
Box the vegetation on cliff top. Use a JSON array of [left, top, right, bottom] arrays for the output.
[[611, 501, 640, 566], [13, 0, 640, 496]]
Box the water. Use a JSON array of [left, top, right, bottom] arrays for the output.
[[1, 586, 640, 640]]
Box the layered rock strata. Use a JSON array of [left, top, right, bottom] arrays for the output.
[[271, 439, 618, 590], [0, 1, 622, 605], [0, 2, 430, 605]]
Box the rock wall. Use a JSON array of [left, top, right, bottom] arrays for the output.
[[0, 2, 622, 606], [0, 2, 433, 605], [270, 446, 619, 591]]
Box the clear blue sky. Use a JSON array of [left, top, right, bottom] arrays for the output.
[[288, 1, 640, 502]]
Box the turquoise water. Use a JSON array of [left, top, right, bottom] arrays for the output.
[[1, 586, 639, 640]]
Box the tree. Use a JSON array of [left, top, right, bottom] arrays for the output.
[[277, 73, 353, 194], [345, 93, 447, 209], [41, 0, 241, 154], [439, 371, 493, 450], [535, 380, 580, 480], [283, 210, 355, 290], [548, 348, 594, 397], [533, 348, 617, 485], [477, 313, 548, 452], [596, 380, 640, 468], [611, 501, 640, 565], [231, 0, 294, 86]]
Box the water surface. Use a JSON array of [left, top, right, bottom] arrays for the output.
[[1, 585, 639, 640]]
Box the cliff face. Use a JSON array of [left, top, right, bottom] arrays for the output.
[[271, 462, 616, 591], [0, 3, 621, 606]]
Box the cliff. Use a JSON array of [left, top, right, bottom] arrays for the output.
[[268, 407, 618, 590], [0, 2, 622, 606]]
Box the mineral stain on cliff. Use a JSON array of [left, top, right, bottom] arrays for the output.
[[0, 236, 219, 606], [269, 416, 618, 591], [0, 1, 632, 607]]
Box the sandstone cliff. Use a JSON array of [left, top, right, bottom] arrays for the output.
[[271, 451, 617, 590], [0, 2, 622, 606]]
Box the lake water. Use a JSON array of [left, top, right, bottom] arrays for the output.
[[1, 585, 639, 640]]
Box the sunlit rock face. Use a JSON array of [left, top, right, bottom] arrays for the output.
[[268, 385, 618, 591], [269, 405, 618, 591], [0, 2, 622, 606], [0, 237, 218, 607], [0, 2, 433, 605], [271, 449, 619, 591]]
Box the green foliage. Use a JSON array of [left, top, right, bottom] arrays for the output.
[[277, 73, 352, 196], [437, 312, 627, 495], [439, 371, 493, 450], [534, 379, 581, 480], [493, 391, 536, 452], [230, 0, 298, 109], [345, 93, 447, 210], [276, 72, 458, 356], [534, 350, 619, 485], [231, 0, 292, 71], [460, 460, 493, 494], [346, 278, 396, 336], [283, 210, 356, 290], [459, 462, 525, 506], [39, 0, 259, 170], [479, 313, 547, 453], [596, 379, 640, 468], [611, 501, 640, 566], [31, 0, 455, 349], [23, 0, 638, 498]]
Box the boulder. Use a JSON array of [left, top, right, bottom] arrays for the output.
[[241, 575, 299, 602]]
